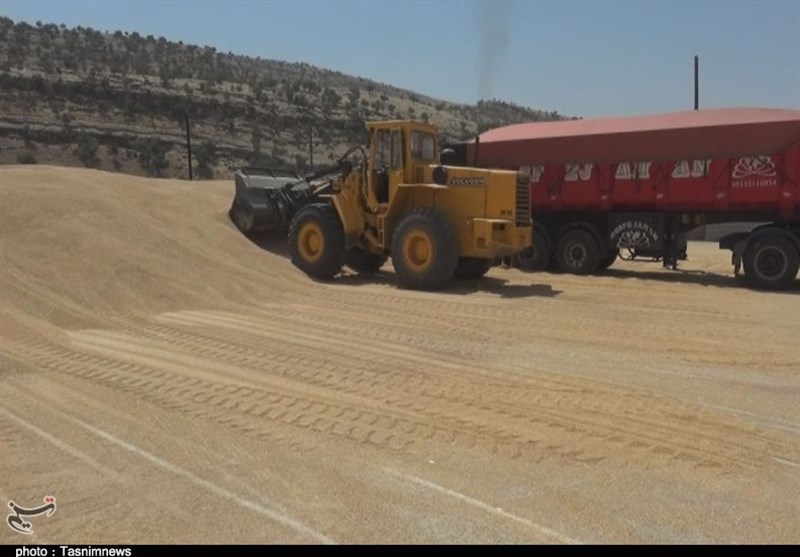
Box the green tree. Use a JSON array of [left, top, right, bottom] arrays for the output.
[[194, 139, 217, 179], [321, 87, 341, 114], [251, 127, 262, 155], [20, 124, 33, 147], [134, 138, 169, 176], [74, 132, 99, 167], [16, 152, 37, 164]]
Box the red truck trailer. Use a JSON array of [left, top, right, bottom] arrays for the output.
[[447, 107, 800, 289]]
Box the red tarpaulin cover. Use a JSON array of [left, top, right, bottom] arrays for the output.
[[471, 107, 800, 166]]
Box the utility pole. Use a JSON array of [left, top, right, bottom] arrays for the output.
[[694, 55, 699, 110], [184, 109, 193, 180], [309, 126, 314, 168], [473, 101, 483, 166]]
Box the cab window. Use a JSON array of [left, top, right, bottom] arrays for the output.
[[391, 130, 402, 169], [374, 129, 391, 168], [411, 131, 435, 161]]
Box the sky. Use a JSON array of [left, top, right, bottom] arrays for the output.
[[2, 0, 799, 118]]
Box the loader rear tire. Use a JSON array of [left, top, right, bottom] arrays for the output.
[[288, 203, 345, 280], [391, 208, 458, 290], [454, 257, 492, 279], [346, 248, 387, 274]]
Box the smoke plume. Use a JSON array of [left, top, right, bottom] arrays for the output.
[[476, 1, 513, 101]]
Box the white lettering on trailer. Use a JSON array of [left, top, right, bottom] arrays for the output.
[[615, 162, 651, 180], [672, 159, 712, 178], [672, 161, 689, 178], [565, 163, 594, 181], [692, 159, 711, 177], [524, 165, 544, 183], [610, 220, 658, 240], [731, 178, 778, 188]]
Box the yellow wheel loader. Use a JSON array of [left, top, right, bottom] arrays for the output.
[[230, 120, 532, 290]]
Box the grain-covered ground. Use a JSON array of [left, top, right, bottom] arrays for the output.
[[1, 166, 798, 544]]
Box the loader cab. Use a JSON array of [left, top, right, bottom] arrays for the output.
[[367, 121, 439, 210]]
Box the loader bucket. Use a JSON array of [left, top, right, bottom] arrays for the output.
[[229, 167, 314, 234]]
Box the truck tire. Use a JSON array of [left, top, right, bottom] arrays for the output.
[[391, 208, 458, 290], [454, 257, 492, 279], [288, 203, 345, 280], [346, 248, 387, 274], [555, 229, 601, 275], [742, 234, 799, 290], [514, 231, 550, 271]]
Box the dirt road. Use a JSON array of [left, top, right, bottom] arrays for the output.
[[1, 166, 798, 544]]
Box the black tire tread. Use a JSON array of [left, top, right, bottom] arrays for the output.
[[555, 228, 601, 275], [743, 234, 799, 290], [391, 208, 459, 290], [288, 203, 345, 280], [515, 228, 551, 271]]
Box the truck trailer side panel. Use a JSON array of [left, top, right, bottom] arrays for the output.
[[459, 107, 800, 289]]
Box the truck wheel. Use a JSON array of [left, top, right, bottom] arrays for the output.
[[555, 229, 601, 275], [514, 231, 550, 271], [391, 208, 458, 290], [742, 235, 799, 290], [288, 203, 345, 280], [346, 248, 387, 274], [454, 257, 492, 279]]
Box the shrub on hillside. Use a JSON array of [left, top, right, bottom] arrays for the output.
[[134, 137, 170, 176], [74, 132, 99, 167], [194, 139, 216, 179]]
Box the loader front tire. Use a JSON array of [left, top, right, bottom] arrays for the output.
[[288, 203, 345, 280], [391, 208, 458, 290]]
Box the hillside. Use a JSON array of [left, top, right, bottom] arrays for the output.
[[0, 18, 568, 179]]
